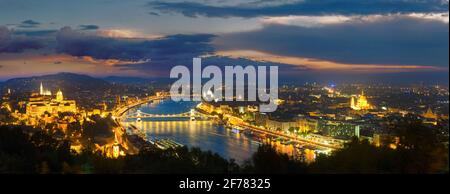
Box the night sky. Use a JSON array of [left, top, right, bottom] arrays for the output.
[[0, 0, 448, 84]]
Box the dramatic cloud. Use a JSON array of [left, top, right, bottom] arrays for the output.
[[215, 16, 449, 68], [214, 50, 444, 73], [260, 13, 449, 27], [55, 27, 216, 65], [202, 55, 308, 74], [147, 0, 449, 18], [0, 53, 148, 79], [2, 26, 302, 76], [118, 55, 306, 76], [0, 26, 44, 53], [79, 25, 100, 30]]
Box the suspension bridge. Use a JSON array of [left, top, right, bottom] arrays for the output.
[[124, 109, 212, 120]]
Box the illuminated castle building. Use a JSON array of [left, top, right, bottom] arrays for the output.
[[40, 82, 52, 96], [26, 83, 77, 117], [350, 91, 372, 110]]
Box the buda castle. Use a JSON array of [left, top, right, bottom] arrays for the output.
[[26, 83, 77, 117]]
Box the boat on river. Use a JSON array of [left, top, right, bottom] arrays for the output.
[[152, 138, 184, 150]]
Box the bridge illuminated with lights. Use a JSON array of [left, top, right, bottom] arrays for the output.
[[124, 109, 212, 120]]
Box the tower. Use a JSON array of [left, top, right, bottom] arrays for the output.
[[190, 109, 196, 121], [39, 82, 52, 96], [56, 90, 64, 102], [350, 90, 371, 110], [358, 94, 368, 109], [112, 132, 120, 159], [350, 96, 356, 109], [116, 95, 121, 106], [40, 82, 44, 95]]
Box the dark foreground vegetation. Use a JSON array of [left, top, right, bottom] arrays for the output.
[[0, 120, 448, 174]]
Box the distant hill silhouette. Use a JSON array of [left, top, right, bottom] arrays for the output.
[[2, 72, 112, 96]]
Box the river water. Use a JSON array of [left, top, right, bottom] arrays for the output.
[[121, 99, 261, 164]]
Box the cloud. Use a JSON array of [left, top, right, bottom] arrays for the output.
[[94, 29, 160, 39], [4, 26, 301, 76], [1, 16, 447, 80], [118, 54, 307, 76], [55, 26, 216, 66], [0, 53, 149, 79], [214, 50, 445, 73], [18, 19, 41, 28], [0, 26, 44, 53], [147, 0, 449, 18], [148, 12, 160, 16], [260, 13, 449, 27], [21, 20, 40, 25], [215, 16, 449, 68], [13, 30, 58, 37], [79, 25, 100, 30]]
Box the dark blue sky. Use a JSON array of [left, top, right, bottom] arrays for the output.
[[0, 0, 448, 84]]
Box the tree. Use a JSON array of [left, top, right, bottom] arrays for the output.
[[288, 127, 298, 134], [309, 120, 449, 174], [243, 144, 307, 174], [0, 107, 16, 124]]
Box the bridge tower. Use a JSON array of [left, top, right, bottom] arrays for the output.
[[136, 110, 142, 122], [190, 109, 196, 121]]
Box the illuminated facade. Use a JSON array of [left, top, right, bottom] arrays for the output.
[[26, 84, 76, 117], [297, 118, 318, 133], [320, 121, 360, 139], [422, 107, 438, 125], [56, 90, 64, 102], [266, 118, 298, 131], [350, 91, 372, 110], [373, 133, 399, 149], [39, 82, 52, 96], [422, 107, 438, 119]]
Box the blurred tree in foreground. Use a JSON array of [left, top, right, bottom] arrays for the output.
[[0, 118, 448, 174]]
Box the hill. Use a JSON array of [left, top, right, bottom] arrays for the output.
[[2, 72, 111, 94]]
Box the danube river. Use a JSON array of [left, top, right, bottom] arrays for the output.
[[121, 99, 261, 163]]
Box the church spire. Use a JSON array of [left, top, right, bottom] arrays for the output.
[[40, 82, 44, 95], [39, 82, 52, 96]]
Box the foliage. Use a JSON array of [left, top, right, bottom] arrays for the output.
[[0, 118, 448, 174], [0, 107, 16, 124], [81, 114, 115, 140]]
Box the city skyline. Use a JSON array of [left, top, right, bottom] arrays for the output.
[[0, 0, 449, 178], [0, 0, 448, 84], [1, 71, 447, 174]]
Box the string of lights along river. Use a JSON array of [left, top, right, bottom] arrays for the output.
[[121, 99, 261, 164]]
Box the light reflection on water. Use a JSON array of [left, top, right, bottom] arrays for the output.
[[122, 100, 260, 164]]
